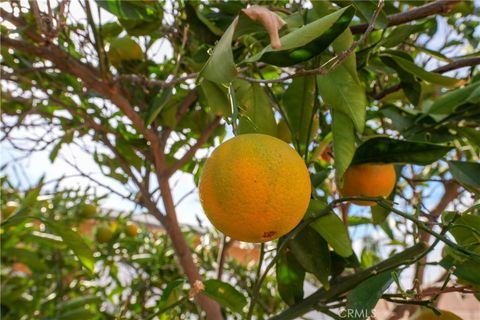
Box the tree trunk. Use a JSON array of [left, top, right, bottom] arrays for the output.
[[160, 179, 223, 320]]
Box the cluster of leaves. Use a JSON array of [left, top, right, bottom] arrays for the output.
[[1, 0, 480, 319], [0, 176, 286, 319]]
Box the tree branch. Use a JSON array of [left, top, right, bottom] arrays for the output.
[[373, 57, 480, 99], [166, 116, 221, 177], [350, 0, 461, 34]]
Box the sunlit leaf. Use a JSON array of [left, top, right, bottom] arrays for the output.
[[203, 279, 247, 312]]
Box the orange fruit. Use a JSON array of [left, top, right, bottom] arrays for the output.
[[95, 224, 114, 243], [339, 164, 396, 206], [125, 222, 139, 237], [415, 309, 462, 320], [199, 134, 311, 243]]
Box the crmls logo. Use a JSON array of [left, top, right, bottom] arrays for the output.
[[339, 308, 375, 319]]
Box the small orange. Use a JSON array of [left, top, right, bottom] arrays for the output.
[[199, 134, 311, 243], [339, 164, 396, 206], [125, 222, 139, 237]]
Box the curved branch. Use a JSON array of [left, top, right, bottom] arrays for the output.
[[350, 0, 461, 34]]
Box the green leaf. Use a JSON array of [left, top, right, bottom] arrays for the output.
[[115, 138, 143, 170], [332, 110, 356, 183], [383, 53, 461, 87], [276, 243, 305, 306], [203, 279, 247, 312], [310, 212, 353, 258], [282, 75, 316, 153], [246, 6, 355, 66], [57, 307, 96, 320], [346, 271, 393, 320], [237, 83, 277, 136], [351, 137, 452, 165], [145, 89, 173, 126], [289, 226, 331, 288], [96, 0, 161, 21], [353, 0, 389, 29], [159, 279, 185, 309], [317, 64, 366, 132], [199, 80, 232, 116], [381, 22, 430, 48], [49, 130, 74, 162], [332, 29, 359, 83], [427, 81, 480, 121], [43, 219, 95, 273], [440, 254, 480, 286], [57, 295, 100, 312], [199, 17, 238, 84], [446, 214, 480, 253], [380, 55, 422, 105], [448, 161, 480, 194]]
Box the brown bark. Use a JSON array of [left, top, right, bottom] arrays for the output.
[[350, 0, 461, 34], [160, 179, 223, 319]]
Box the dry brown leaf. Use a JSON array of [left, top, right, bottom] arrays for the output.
[[242, 6, 286, 50]]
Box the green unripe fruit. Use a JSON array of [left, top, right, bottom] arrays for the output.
[[80, 204, 97, 218], [95, 225, 114, 243]]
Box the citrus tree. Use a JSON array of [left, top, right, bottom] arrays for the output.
[[1, 0, 479, 319]]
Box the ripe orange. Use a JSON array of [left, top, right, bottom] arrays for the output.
[[125, 222, 139, 237], [199, 134, 311, 243], [415, 309, 462, 320], [95, 224, 114, 243], [339, 164, 396, 206]]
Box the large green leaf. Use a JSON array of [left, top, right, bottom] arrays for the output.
[[282, 75, 316, 153], [317, 64, 366, 132], [448, 161, 480, 194], [96, 0, 161, 21], [383, 53, 461, 87], [345, 271, 393, 320], [237, 83, 277, 136], [289, 226, 331, 288], [199, 17, 238, 84], [199, 80, 232, 116], [427, 81, 480, 121], [351, 137, 452, 165], [440, 253, 480, 286], [310, 212, 353, 258], [203, 279, 247, 312], [276, 242, 305, 306], [246, 6, 355, 66], [332, 110, 356, 182]]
